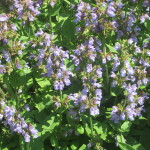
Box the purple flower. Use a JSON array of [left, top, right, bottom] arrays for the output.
[[86, 64, 92, 73], [0, 114, 3, 121], [90, 106, 100, 116], [57, 69, 63, 79], [96, 68, 102, 78], [0, 14, 8, 21], [24, 134, 30, 142], [29, 125, 38, 138], [95, 89, 102, 99], [11, 24, 17, 31], [64, 77, 71, 86], [35, 29, 43, 36], [120, 68, 126, 77], [106, 9, 115, 17]]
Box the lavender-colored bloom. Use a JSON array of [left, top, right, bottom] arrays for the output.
[[90, 106, 100, 116], [147, 50, 150, 56], [29, 125, 38, 138], [11, 24, 17, 31], [0, 64, 5, 74], [14, 123, 22, 133], [82, 86, 89, 95], [50, 0, 55, 7], [125, 106, 135, 121], [21, 121, 28, 129], [79, 103, 86, 112], [16, 62, 22, 69], [77, 2, 84, 11], [111, 80, 117, 87], [106, 9, 115, 17], [135, 47, 141, 53], [29, 14, 34, 21], [114, 43, 121, 50], [18, 50, 22, 56], [86, 64, 92, 73], [128, 38, 134, 45], [95, 89, 102, 99], [54, 81, 59, 90], [35, 29, 43, 36], [0, 100, 5, 106], [120, 112, 125, 120], [2, 50, 11, 62], [24, 134, 30, 142], [89, 53, 96, 61], [102, 58, 106, 64], [127, 67, 134, 75], [64, 76, 71, 86], [91, 13, 97, 20], [24, 105, 30, 111], [59, 81, 65, 90], [96, 68, 102, 78], [56, 69, 63, 79], [142, 78, 149, 85], [3, 38, 8, 44], [45, 34, 51, 46], [117, 2, 123, 8], [0, 14, 8, 21], [0, 114, 3, 121], [120, 68, 126, 77]]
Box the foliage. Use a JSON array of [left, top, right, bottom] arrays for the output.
[[0, 0, 150, 150]]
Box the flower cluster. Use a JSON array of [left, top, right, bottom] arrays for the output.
[[11, 0, 41, 22], [32, 29, 74, 90], [71, 37, 102, 69], [0, 100, 38, 142]]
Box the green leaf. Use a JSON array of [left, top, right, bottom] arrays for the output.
[[79, 144, 87, 150], [120, 121, 132, 132], [62, 19, 75, 38], [51, 3, 61, 16], [50, 134, 59, 147], [117, 134, 126, 143], [110, 91, 116, 96], [84, 123, 91, 137], [93, 122, 108, 141], [118, 142, 136, 150], [106, 44, 118, 53], [35, 78, 51, 88], [144, 20, 150, 31], [139, 128, 150, 150], [76, 124, 84, 134], [19, 36, 29, 41], [30, 136, 44, 150], [127, 137, 145, 150], [70, 140, 79, 150], [42, 114, 60, 134]]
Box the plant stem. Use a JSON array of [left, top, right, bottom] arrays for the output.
[[48, 5, 52, 32], [19, 136, 25, 150], [103, 30, 109, 91], [25, 142, 30, 150], [60, 90, 63, 103], [90, 116, 94, 138]]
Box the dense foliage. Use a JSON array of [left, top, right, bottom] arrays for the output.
[[0, 0, 150, 149]]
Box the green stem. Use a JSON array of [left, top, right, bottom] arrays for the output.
[[90, 116, 94, 138], [48, 5, 52, 32], [0, 134, 2, 150], [103, 30, 109, 91], [104, 46, 109, 85], [25, 142, 30, 150], [60, 90, 63, 103], [88, 90, 94, 139], [19, 136, 25, 150], [114, 96, 117, 105]]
